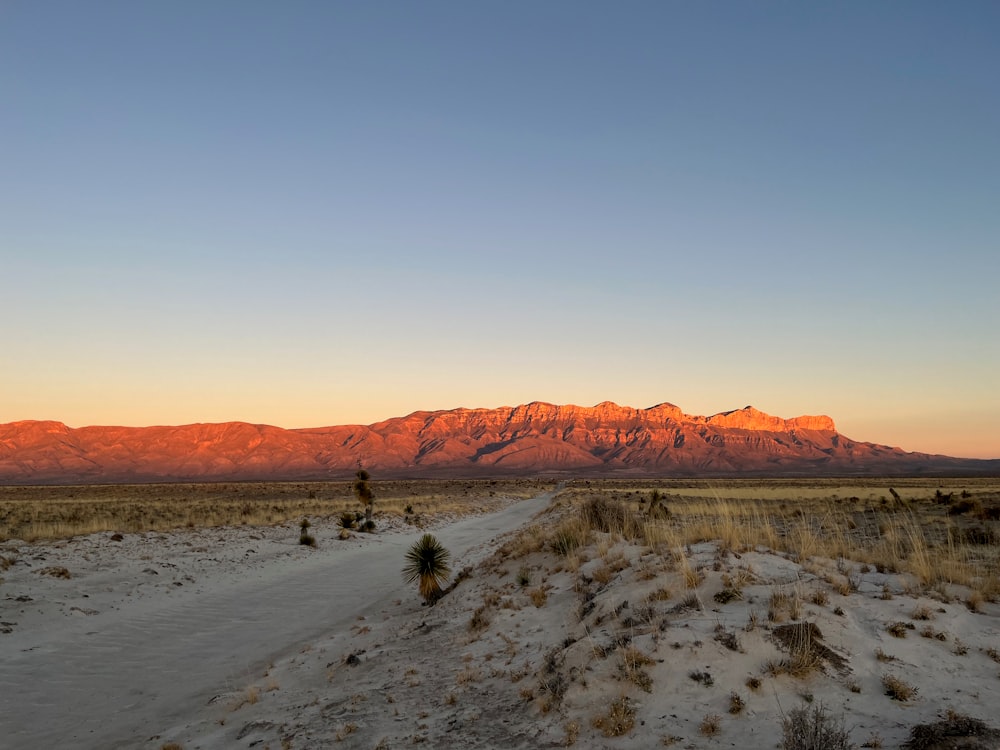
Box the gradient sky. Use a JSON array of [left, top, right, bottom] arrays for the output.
[[2, 2, 998, 458]]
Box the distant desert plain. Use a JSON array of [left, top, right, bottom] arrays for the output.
[[2, 403, 999, 749]]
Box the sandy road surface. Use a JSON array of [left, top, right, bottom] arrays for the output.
[[0, 490, 555, 749]]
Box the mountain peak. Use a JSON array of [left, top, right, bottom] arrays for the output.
[[706, 406, 835, 432], [0, 401, 988, 483]]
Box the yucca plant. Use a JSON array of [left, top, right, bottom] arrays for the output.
[[354, 468, 375, 529], [403, 534, 452, 604]]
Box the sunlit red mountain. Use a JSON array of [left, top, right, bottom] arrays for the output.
[[1, 402, 996, 484]]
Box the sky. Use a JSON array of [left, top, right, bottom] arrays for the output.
[[1, 1, 998, 459]]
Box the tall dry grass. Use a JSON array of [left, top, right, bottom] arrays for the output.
[[0, 479, 553, 542], [542, 479, 1000, 599]]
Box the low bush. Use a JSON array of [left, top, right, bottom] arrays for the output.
[[882, 673, 918, 701], [780, 703, 851, 750]]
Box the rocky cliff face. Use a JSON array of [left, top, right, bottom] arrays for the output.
[[0, 402, 994, 483]]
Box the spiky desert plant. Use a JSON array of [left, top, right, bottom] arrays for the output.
[[648, 489, 669, 519], [299, 517, 316, 546], [403, 533, 452, 603], [354, 468, 375, 528]]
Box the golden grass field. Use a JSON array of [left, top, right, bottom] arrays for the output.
[[536, 477, 1000, 602], [0, 478, 553, 542], [4, 476, 998, 601]]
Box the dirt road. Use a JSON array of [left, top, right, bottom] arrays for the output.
[[0, 490, 554, 749]]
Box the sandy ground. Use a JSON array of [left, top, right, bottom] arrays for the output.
[[3, 492, 1000, 750], [0, 493, 550, 749]]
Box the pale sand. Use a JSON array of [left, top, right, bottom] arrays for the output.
[[2, 492, 998, 749]]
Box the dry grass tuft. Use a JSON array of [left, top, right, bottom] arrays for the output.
[[699, 713, 722, 736], [810, 589, 830, 606], [910, 605, 934, 621], [334, 722, 358, 741], [886, 621, 912, 638], [967, 591, 985, 613], [562, 720, 580, 746], [861, 732, 884, 748], [882, 673, 918, 701], [592, 695, 636, 737], [714, 625, 743, 653], [769, 622, 845, 678], [920, 625, 947, 641], [728, 691, 746, 714], [875, 647, 896, 662], [529, 587, 548, 607], [35, 566, 72, 579]]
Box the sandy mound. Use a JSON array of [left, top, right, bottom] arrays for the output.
[[148, 529, 999, 749]]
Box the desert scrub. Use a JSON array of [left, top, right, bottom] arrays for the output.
[[910, 604, 934, 621], [699, 713, 722, 736], [714, 624, 743, 652], [529, 587, 548, 607], [875, 647, 897, 663], [592, 695, 635, 737], [728, 691, 746, 714], [768, 622, 834, 678], [688, 670, 714, 686], [714, 586, 742, 604], [549, 518, 589, 556], [353, 468, 375, 528], [620, 646, 655, 693], [882, 673, 918, 701], [468, 605, 491, 633], [591, 563, 614, 585], [904, 710, 1000, 749], [780, 703, 851, 750], [861, 731, 884, 748], [299, 517, 316, 546], [563, 720, 580, 746], [886, 621, 912, 638], [810, 588, 830, 606], [36, 566, 71, 579], [920, 626, 947, 641], [768, 588, 801, 622]]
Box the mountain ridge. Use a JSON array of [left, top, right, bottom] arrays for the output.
[[1, 401, 996, 483]]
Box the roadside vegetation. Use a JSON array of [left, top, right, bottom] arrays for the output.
[[547, 478, 1000, 598], [0, 479, 553, 542]]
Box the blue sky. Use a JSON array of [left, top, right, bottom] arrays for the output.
[[2, 1, 998, 458]]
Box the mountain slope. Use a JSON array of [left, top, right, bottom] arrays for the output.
[[1, 402, 995, 483]]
